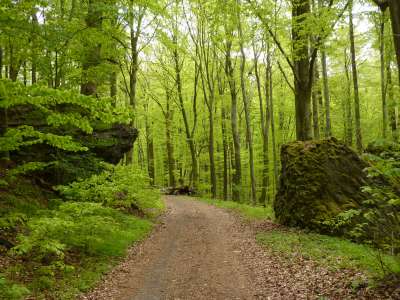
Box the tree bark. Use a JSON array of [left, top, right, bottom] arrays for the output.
[[388, 1, 400, 85], [349, 0, 363, 153], [312, 60, 321, 139], [146, 117, 155, 185], [165, 90, 176, 187], [344, 48, 353, 146], [238, 11, 256, 205], [387, 59, 398, 141], [321, 50, 331, 137], [218, 70, 229, 200], [254, 43, 270, 205], [225, 38, 241, 202], [80, 0, 103, 96], [379, 10, 388, 138], [172, 35, 198, 189]]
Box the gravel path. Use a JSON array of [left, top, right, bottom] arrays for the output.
[[81, 196, 391, 300]]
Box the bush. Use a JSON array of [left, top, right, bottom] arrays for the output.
[[13, 202, 152, 260], [57, 165, 164, 217], [0, 275, 30, 300]]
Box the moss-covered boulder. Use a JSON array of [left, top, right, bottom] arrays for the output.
[[274, 138, 369, 232]]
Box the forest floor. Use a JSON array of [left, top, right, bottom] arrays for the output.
[[80, 196, 392, 300]]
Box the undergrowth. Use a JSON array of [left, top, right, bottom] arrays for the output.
[[197, 198, 274, 220], [0, 165, 163, 299], [257, 230, 400, 281]]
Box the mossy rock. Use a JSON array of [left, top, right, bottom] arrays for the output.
[[274, 138, 369, 232]]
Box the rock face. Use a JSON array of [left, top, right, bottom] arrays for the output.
[[274, 138, 368, 232], [4, 102, 138, 185]]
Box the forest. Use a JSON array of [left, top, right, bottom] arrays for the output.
[[0, 0, 400, 299]]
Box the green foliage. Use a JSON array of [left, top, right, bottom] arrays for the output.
[[6, 202, 152, 295], [0, 275, 30, 300], [197, 198, 274, 220], [324, 143, 400, 255], [257, 230, 400, 279], [13, 202, 152, 260], [0, 79, 133, 181], [57, 165, 164, 217]]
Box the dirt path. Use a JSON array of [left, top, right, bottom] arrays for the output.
[[84, 196, 254, 299], [82, 196, 382, 300]]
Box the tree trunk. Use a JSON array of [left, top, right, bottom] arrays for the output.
[[312, 61, 321, 139], [225, 39, 241, 202], [238, 13, 256, 205], [146, 117, 155, 185], [349, 0, 362, 153], [254, 44, 270, 205], [292, 0, 313, 141], [344, 48, 353, 146], [165, 91, 176, 187], [387, 59, 398, 141], [221, 98, 229, 200], [172, 36, 198, 189], [218, 71, 229, 200], [0, 47, 3, 79], [321, 50, 331, 137], [388, 1, 400, 85], [80, 0, 103, 95], [268, 53, 279, 193], [379, 10, 388, 138]]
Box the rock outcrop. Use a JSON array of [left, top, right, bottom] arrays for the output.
[[274, 138, 369, 232]]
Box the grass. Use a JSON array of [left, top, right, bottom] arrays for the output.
[[197, 197, 274, 220], [257, 230, 400, 280]]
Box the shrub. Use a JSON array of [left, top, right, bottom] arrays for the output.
[[13, 202, 152, 260], [0, 275, 30, 300], [57, 165, 164, 217]]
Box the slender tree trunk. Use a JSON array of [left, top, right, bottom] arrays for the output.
[[172, 36, 198, 189], [344, 48, 353, 146], [208, 107, 216, 198], [387, 59, 398, 141], [254, 45, 270, 205], [221, 98, 229, 200], [312, 61, 321, 139], [349, 0, 363, 153], [225, 39, 241, 202], [165, 91, 176, 187], [321, 50, 331, 137], [146, 116, 155, 185], [388, 1, 400, 86], [267, 47, 279, 192], [31, 12, 38, 85], [218, 71, 229, 200], [0, 45, 8, 159], [380, 10, 388, 138], [237, 10, 256, 204], [0, 47, 3, 79]]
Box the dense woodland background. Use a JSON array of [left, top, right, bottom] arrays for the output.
[[0, 0, 399, 202], [0, 0, 400, 298]]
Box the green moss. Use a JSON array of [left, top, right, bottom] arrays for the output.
[[275, 138, 368, 232]]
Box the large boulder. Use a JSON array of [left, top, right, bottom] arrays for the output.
[[274, 138, 369, 232]]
